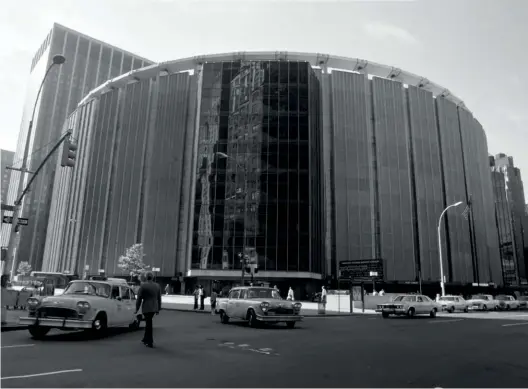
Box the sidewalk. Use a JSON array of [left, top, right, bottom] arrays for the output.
[[160, 295, 377, 316]]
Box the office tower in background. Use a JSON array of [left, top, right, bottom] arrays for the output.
[[1, 23, 154, 271]]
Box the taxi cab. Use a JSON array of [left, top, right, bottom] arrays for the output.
[[19, 279, 141, 339]]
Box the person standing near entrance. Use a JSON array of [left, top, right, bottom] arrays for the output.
[[210, 289, 218, 315], [287, 287, 294, 301], [199, 285, 205, 310], [135, 271, 161, 348]]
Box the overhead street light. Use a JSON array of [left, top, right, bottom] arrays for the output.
[[437, 201, 464, 297], [3, 54, 66, 279]]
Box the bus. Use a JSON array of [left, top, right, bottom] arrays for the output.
[[30, 272, 79, 295]]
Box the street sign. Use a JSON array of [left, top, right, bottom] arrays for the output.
[[152, 267, 160, 272], [339, 259, 384, 281], [2, 216, 29, 226], [1, 203, 14, 212]]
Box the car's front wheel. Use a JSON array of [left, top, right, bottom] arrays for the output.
[[247, 309, 258, 328], [407, 308, 415, 318], [286, 321, 296, 329], [90, 313, 107, 337], [430, 308, 437, 318], [382, 312, 389, 318], [448, 306, 455, 313], [28, 326, 50, 339], [220, 311, 229, 324]]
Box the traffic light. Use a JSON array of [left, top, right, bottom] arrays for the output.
[[61, 138, 77, 167]]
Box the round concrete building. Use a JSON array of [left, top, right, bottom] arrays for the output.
[[43, 52, 503, 296]]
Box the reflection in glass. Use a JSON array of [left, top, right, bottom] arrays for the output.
[[191, 61, 322, 275]]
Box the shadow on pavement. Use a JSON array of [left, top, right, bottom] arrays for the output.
[[217, 321, 306, 330], [33, 326, 142, 342]]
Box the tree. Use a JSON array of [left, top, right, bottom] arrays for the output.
[[17, 261, 32, 276], [117, 243, 150, 280]]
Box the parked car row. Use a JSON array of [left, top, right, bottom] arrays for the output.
[[375, 293, 528, 318]]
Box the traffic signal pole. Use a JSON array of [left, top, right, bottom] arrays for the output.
[[4, 131, 72, 278]]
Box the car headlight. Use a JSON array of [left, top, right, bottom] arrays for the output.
[[76, 301, 91, 313], [260, 302, 270, 312], [293, 302, 302, 311], [27, 298, 40, 310]]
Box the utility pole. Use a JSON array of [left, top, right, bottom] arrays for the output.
[[2, 54, 65, 279]]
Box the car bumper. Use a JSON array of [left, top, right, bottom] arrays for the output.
[[19, 317, 93, 329], [375, 308, 406, 315], [256, 314, 303, 322]]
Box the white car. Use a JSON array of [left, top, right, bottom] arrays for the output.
[[438, 295, 469, 313], [466, 294, 499, 311], [376, 294, 440, 318], [496, 295, 520, 310], [216, 287, 303, 328], [19, 279, 142, 339]]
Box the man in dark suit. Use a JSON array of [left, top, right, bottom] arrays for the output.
[[135, 271, 161, 348]]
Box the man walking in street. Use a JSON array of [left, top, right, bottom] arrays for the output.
[[135, 271, 161, 348]]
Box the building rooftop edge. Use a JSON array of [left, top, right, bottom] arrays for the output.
[[78, 51, 468, 111]]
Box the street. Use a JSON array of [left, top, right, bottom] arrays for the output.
[[2, 310, 528, 388]]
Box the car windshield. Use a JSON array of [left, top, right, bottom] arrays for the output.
[[393, 296, 413, 302], [471, 295, 488, 300], [63, 282, 111, 297], [246, 288, 282, 300], [496, 295, 508, 300], [440, 297, 455, 301]]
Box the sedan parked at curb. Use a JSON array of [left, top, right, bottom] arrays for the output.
[[496, 295, 520, 310], [376, 294, 440, 319], [466, 294, 499, 311], [438, 295, 469, 313]]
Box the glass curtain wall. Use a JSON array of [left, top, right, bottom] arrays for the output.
[[191, 60, 322, 274]]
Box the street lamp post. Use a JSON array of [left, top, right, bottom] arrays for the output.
[[3, 54, 66, 279], [215, 152, 249, 285], [437, 201, 463, 296]]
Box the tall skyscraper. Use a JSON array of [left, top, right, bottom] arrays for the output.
[[490, 154, 528, 284], [1, 23, 154, 271], [1, 150, 15, 206]]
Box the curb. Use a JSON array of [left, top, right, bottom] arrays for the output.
[[161, 307, 359, 317]]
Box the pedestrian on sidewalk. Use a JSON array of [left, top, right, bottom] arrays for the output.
[[193, 286, 199, 310], [210, 289, 218, 315], [287, 287, 294, 301], [164, 284, 170, 295], [135, 271, 161, 348], [199, 285, 205, 310]]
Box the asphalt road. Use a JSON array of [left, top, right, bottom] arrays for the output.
[[2, 311, 528, 388]]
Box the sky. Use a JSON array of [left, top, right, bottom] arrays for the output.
[[0, 0, 527, 201]]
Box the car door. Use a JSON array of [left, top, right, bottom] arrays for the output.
[[416, 296, 426, 313], [120, 286, 135, 325], [226, 290, 240, 317], [237, 289, 248, 319], [110, 285, 125, 325]]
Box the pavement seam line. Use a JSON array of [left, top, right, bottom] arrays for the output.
[[502, 322, 528, 327], [1, 369, 83, 381], [1, 344, 35, 349], [428, 319, 465, 324]]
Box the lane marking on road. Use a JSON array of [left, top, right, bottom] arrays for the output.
[[428, 319, 464, 324], [219, 342, 279, 356], [1, 344, 35, 349], [502, 322, 528, 327], [368, 318, 377, 320], [1, 369, 83, 381]]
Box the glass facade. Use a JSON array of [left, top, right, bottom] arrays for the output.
[[191, 61, 323, 274]]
